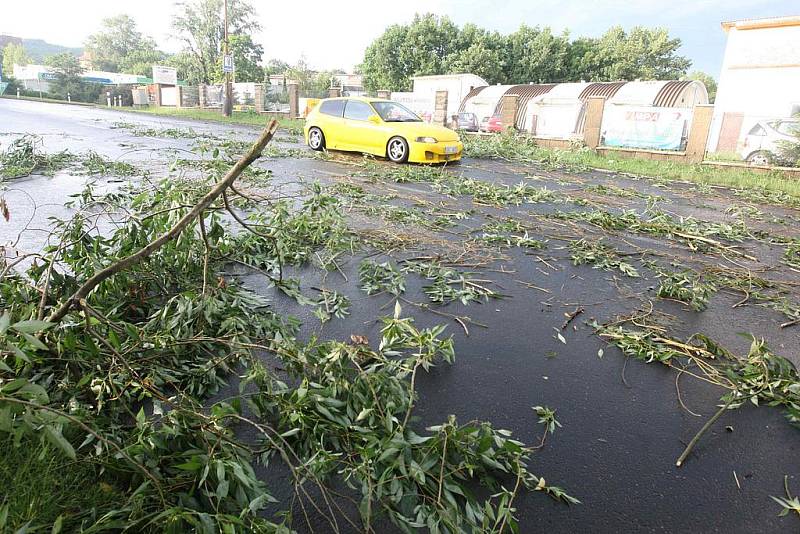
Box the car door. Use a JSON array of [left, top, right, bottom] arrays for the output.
[[744, 123, 766, 155], [315, 99, 346, 149], [341, 100, 383, 155]]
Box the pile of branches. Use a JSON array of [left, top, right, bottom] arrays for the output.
[[0, 123, 574, 533]]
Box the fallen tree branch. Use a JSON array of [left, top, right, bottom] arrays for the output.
[[46, 120, 278, 325]]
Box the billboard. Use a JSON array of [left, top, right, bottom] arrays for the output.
[[601, 105, 692, 151], [152, 65, 178, 86]]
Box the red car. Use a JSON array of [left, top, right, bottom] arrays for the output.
[[480, 114, 503, 133]]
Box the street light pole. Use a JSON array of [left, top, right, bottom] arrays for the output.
[[222, 0, 232, 117]]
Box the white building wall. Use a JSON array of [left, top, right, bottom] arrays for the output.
[[709, 19, 800, 151], [410, 74, 488, 118]]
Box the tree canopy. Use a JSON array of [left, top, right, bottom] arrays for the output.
[[213, 34, 263, 83], [684, 70, 717, 103], [171, 0, 262, 84], [85, 15, 164, 74], [45, 53, 98, 102], [2, 42, 30, 78], [360, 14, 694, 92]]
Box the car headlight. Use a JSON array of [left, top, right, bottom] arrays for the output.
[[415, 136, 437, 143]]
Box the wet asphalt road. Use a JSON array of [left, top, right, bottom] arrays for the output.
[[1, 98, 799, 533]]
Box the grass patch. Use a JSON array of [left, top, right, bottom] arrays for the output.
[[463, 132, 800, 203], [0, 434, 125, 532], [123, 106, 304, 134]]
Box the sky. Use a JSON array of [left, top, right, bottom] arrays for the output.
[[1, 0, 797, 78]]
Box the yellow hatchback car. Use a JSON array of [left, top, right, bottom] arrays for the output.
[[304, 97, 463, 163]]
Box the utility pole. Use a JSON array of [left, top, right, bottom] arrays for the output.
[[222, 0, 233, 117]]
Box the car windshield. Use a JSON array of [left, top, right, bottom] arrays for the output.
[[371, 101, 422, 122], [775, 121, 800, 136]]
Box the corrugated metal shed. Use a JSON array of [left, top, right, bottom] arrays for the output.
[[496, 84, 556, 129], [458, 79, 710, 136], [578, 82, 627, 101], [653, 80, 708, 108], [458, 86, 487, 112]]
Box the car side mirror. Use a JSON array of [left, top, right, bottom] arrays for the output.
[[368, 115, 381, 124]]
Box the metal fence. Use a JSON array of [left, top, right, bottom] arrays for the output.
[[263, 85, 290, 112], [203, 85, 224, 108]]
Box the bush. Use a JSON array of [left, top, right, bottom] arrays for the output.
[[777, 123, 800, 167]]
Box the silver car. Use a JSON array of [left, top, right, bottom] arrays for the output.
[[739, 119, 799, 165]]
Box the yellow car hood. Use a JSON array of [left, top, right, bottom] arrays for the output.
[[388, 122, 460, 142]]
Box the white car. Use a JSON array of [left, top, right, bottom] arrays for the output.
[[739, 119, 799, 165]]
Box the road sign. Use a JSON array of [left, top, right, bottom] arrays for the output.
[[223, 54, 234, 73], [152, 65, 177, 85]]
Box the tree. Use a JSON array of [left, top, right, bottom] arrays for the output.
[[164, 52, 203, 85], [443, 24, 506, 84], [574, 26, 691, 81], [264, 59, 290, 77], [285, 57, 333, 98], [2, 43, 30, 79], [171, 0, 261, 84], [684, 71, 717, 103], [85, 15, 163, 73], [45, 53, 98, 102], [214, 34, 263, 83], [360, 14, 460, 92], [503, 25, 571, 83], [565, 37, 599, 81], [119, 48, 167, 78], [360, 16, 694, 91]]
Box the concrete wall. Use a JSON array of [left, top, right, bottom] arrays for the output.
[[499, 95, 518, 132], [180, 86, 199, 108], [433, 91, 449, 126], [709, 19, 800, 152]]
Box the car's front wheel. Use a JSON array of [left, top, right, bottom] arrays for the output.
[[746, 150, 772, 166], [387, 136, 409, 163], [308, 127, 325, 151]]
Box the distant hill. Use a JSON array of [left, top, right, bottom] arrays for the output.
[[0, 35, 23, 49], [22, 38, 83, 62], [0, 35, 83, 62]]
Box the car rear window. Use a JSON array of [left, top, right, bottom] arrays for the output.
[[319, 100, 345, 117]]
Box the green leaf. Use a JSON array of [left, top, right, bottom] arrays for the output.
[[21, 333, 48, 351], [406, 432, 433, 445], [248, 492, 277, 513], [51, 515, 64, 534], [11, 320, 53, 334], [44, 425, 76, 460]]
